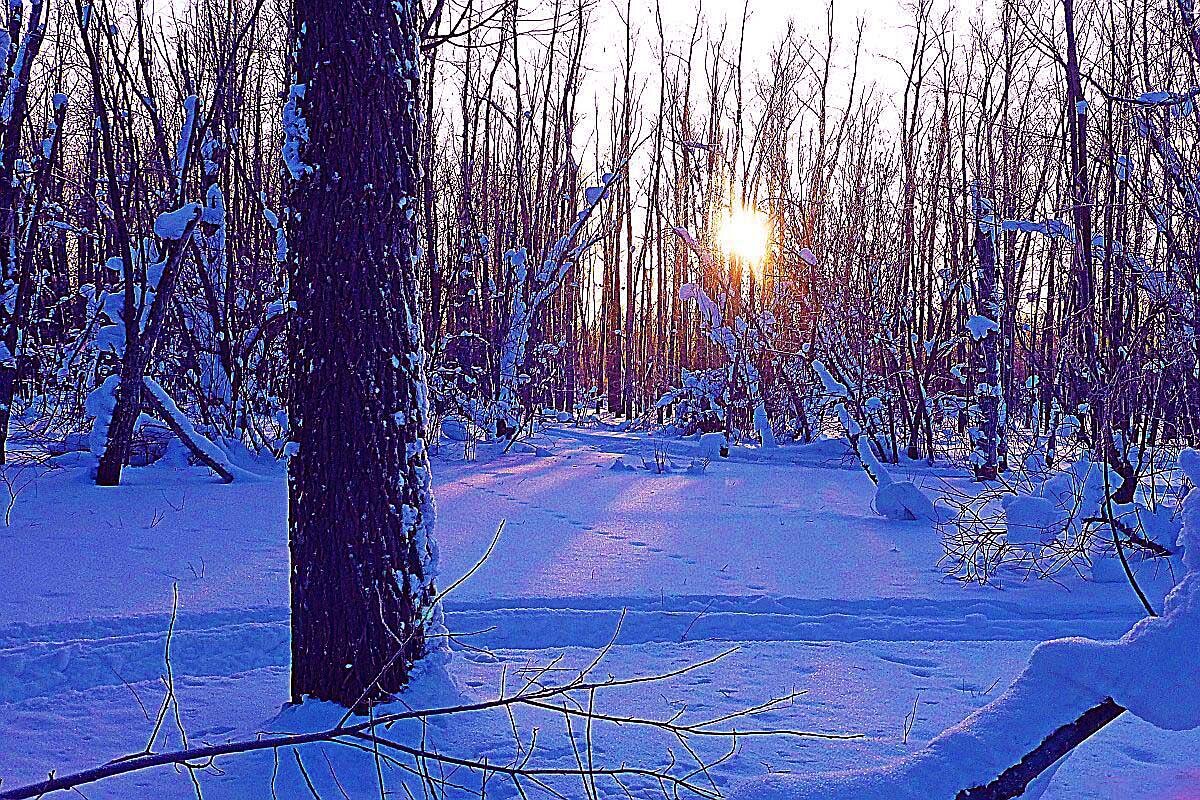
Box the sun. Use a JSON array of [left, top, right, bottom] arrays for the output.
[[717, 205, 771, 268]]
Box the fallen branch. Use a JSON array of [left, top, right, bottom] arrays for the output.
[[956, 699, 1125, 800], [141, 377, 235, 483]]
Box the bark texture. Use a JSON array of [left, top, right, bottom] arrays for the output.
[[287, 0, 440, 709]]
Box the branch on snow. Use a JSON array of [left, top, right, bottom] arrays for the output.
[[0, 621, 858, 800]]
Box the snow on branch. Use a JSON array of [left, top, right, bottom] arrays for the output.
[[813, 359, 935, 521], [495, 163, 627, 432], [153, 202, 203, 240]]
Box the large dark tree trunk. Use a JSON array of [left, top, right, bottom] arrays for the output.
[[287, 0, 441, 709]]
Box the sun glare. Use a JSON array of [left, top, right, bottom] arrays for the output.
[[717, 205, 771, 268]]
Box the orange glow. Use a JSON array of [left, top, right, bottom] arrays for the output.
[[716, 204, 771, 269]]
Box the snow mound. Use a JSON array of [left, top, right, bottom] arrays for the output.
[[440, 415, 486, 443], [1002, 493, 1062, 548], [874, 479, 936, 522], [700, 432, 727, 459], [610, 457, 638, 472]]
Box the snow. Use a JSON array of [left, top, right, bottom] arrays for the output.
[[966, 314, 1000, 340], [153, 203, 202, 240], [281, 83, 314, 180], [754, 401, 777, 448], [175, 95, 198, 180], [699, 430, 726, 458], [83, 374, 120, 457], [0, 14, 38, 126], [1002, 493, 1063, 544], [141, 377, 236, 480], [732, 450, 1200, 800], [874, 477, 937, 522], [0, 430, 1194, 798], [1138, 90, 1174, 104], [812, 360, 936, 521], [680, 281, 722, 329]]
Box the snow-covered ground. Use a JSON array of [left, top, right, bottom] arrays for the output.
[[0, 429, 1196, 798]]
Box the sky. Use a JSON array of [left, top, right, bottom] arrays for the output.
[[606, 0, 916, 69], [581, 0, 930, 117]]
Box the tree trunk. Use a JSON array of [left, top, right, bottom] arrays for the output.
[[971, 184, 1001, 482], [95, 213, 200, 486], [287, 0, 441, 709], [0, 1, 47, 463]]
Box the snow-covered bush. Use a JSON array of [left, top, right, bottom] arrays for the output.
[[940, 451, 1183, 585], [658, 368, 727, 435]]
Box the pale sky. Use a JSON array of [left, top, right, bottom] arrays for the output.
[[585, 0, 928, 112]]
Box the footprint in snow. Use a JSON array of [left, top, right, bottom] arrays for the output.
[[193, 725, 235, 739], [873, 652, 940, 669], [1118, 744, 1161, 764]]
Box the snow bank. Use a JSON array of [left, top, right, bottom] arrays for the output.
[[732, 450, 1200, 799], [700, 431, 727, 459]]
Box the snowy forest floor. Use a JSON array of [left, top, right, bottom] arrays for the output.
[[0, 428, 1197, 798]]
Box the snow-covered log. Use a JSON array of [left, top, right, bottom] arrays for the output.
[[731, 449, 1200, 800], [141, 377, 234, 483]]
